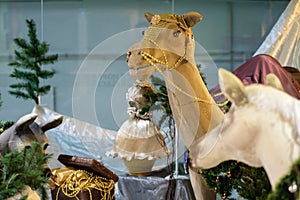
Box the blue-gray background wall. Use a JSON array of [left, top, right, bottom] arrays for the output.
[[0, 0, 289, 131]]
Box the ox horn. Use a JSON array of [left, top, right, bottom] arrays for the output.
[[40, 115, 63, 132]]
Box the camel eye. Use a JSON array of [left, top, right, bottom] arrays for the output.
[[142, 30, 145, 35], [173, 30, 180, 37]]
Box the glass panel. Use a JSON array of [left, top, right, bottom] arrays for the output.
[[0, 0, 290, 130]]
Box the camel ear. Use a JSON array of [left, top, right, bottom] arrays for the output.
[[266, 73, 284, 91], [145, 12, 155, 23], [182, 12, 202, 28], [219, 68, 248, 106]]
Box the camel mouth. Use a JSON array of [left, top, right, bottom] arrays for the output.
[[128, 63, 152, 70], [128, 64, 155, 80]]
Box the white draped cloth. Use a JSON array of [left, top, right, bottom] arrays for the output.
[[254, 0, 300, 68], [33, 104, 171, 175], [32, 105, 126, 174]]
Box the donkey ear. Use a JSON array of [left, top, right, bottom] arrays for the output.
[[266, 73, 284, 91], [145, 12, 155, 23], [219, 68, 248, 106], [182, 12, 203, 28]]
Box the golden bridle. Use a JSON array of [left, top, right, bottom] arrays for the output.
[[136, 14, 229, 107]]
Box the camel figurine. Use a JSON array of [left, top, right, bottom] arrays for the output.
[[190, 68, 300, 189], [0, 113, 63, 156], [126, 11, 224, 199]]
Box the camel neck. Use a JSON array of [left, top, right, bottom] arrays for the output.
[[163, 62, 224, 140], [165, 62, 213, 104]]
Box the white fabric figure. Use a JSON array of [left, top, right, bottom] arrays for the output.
[[107, 81, 168, 175]]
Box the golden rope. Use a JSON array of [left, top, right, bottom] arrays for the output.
[[145, 37, 168, 65], [135, 23, 230, 107], [141, 51, 229, 107], [57, 170, 115, 200]]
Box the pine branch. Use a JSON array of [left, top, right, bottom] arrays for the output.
[[10, 69, 39, 83], [37, 69, 55, 79], [38, 85, 51, 96], [9, 90, 32, 99], [40, 54, 59, 65], [37, 42, 49, 56], [13, 38, 30, 50], [0, 142, 52, 199], [10, 82, 36, 89], [12, 50, 28, 64]]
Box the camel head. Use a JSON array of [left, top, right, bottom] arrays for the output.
[[127, 12, 202, 81]]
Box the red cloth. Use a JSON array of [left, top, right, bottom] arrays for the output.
[[210, 54, 300, 102]]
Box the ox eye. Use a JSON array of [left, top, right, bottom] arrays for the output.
[[173, 31, 180, 37]]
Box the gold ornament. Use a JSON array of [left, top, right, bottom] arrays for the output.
[[140, 41, 230, 107], [150, 15, 161, 25], [288, 182, 298, 193], [52, 169, 115, 200]]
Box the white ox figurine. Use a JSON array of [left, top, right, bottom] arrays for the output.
[[190, 68, 300, 189]]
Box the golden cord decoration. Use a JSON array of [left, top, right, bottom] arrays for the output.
[[139, 25, 229, 107], [141, 50, 229, 107], [56, 170, 115, 200]]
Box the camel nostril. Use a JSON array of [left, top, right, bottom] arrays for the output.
[[126, 51, 131, 62]]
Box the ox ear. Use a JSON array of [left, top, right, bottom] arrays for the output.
[[15, 114, 38, 133], [182, 12, 203, 28], [266, 73, 284, 91], [145, 12, 155, 23], [219, 68, 248, 106], [40, 115, 63, 132]]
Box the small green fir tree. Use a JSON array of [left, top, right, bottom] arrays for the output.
[[8, 19, 58, 105]]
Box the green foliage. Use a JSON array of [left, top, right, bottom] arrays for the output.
[[200, 161, 271, 199], [0, 120, 14, 133], [236, 163, 271, 199], [268, 158, 300, 200], [140, 75, 173, 127], [8, 19, 57, 105], [0, 142, 52, 199]]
